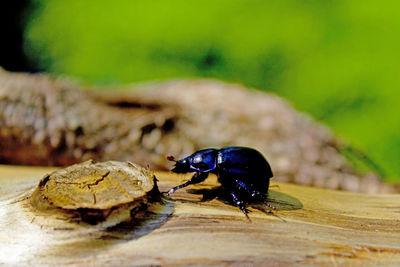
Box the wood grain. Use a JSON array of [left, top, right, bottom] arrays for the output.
[[1, 164, 400, 266]]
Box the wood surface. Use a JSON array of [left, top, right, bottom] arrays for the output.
[[1, 164, 400, 266]]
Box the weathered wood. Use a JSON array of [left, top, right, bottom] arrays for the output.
[[1, 164, 399, 266]]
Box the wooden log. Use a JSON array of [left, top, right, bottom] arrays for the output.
[[1, 164, 400, 266]]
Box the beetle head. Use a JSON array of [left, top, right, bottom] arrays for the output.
[[167, 155, 192, 173], [168, 149, 218, 173], [171, 158, 192, 173]]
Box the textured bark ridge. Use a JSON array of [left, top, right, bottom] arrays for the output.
[[0, 68, 393, 193]]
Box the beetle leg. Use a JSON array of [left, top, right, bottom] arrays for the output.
[[234, 180, 276, 212], [167, 172, 209, 195], [234, 179, 263, 200], [229, 190, 251, 222], [264, 202, 277, 211]]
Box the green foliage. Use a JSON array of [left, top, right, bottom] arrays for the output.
[[24, 0, 400, 179]]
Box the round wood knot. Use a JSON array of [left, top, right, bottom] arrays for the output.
[[30, 160, 161, 226]]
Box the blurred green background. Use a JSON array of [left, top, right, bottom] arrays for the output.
[[23, 0, 400, 180]]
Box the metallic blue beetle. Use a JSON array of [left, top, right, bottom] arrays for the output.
[[167, 146, 274, 219]]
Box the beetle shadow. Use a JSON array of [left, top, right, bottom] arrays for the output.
[[21, 194, 176, 260], [187, 186, 303, 215], [99, 198, 175, 241]]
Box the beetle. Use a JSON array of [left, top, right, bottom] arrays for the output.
[[167, 146, 274, 219]]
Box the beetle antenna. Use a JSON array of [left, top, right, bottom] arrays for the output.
[[167, 155, 177, 162]]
